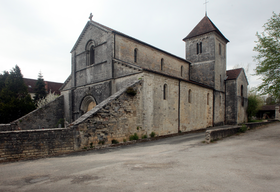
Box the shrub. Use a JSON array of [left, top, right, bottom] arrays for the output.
[[111, 139, 119, 144], [98, 140, 105, 145], [129, 133, 139, 141], [142, 135, 147, 139], [123, 139, 127, 142], [90, 143, 94, 148], [56, 118, 64, 128], [239, 124, 247, 133], [150, 132, 156, 138], [126, 87, 137, 96]]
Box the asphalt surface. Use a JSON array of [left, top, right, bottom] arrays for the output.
[[0, 122, 280, 192]]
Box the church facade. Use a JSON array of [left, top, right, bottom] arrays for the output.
[[60, 15, 248, 137]]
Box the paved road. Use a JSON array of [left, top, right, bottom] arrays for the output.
[[0, 122, 280, 192]]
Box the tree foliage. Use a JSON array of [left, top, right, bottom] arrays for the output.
[[247, 92, 264, 121], [34, 71, 47, 102], [253, 12, 280, 100], [0, 65, 35, 123], [36, 91, 59, 108]]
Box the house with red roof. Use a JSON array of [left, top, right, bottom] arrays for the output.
[[23, 78, 63, 99]]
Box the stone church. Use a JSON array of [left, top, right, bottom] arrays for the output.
[[59, 15, 248, 138]]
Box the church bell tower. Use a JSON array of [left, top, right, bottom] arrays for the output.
[[183, 15, 229, 126]]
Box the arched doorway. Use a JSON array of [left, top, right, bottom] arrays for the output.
[[80, 95, 97, 114]]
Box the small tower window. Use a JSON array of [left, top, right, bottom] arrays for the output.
[[197, 42, 202, 54], [90, 46, 95, 65], [161, 58, 164, 71], [241, 85, 244, 107], [163, 84, 168, 100], [207, 93, 210, 105], [134, 48, 138, 63], [188, 89, 192, 103], [219, 43, 221, 55], [181, 66, 183, 77]]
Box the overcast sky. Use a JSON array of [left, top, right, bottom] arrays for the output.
[[1, 0, 280, 88]]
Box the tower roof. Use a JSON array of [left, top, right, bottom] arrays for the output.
[[183, 16, 229, 43]]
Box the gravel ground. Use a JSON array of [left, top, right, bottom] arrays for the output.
[[0, 122, 279, 192]]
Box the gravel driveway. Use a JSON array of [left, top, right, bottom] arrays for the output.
[[0, 122, 279, 192]]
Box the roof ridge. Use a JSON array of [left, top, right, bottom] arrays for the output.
[[183, 16, 229, 42]]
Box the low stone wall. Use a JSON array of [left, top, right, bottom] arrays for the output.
[[205, 126, 241, 143], [0, 128, 74, 162], [2, 95, 65, 131], [245, 121, 273, 129], [0, 124, 16, 132], [71, 80, 143, 150]]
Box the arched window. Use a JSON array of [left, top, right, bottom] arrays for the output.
[[80, 95, 97, 114], [90, 46, 95, 65], [163, 84, 167, 100], [188, 89, 192, 103], [241, 85, 244, 107], [161, 58, 164, 71], [181, 66, 183, 77], [86, 40, 96, 66], [220, 75, 222, 89], [197, 42, 202, 54], [134, 48, 138, 63], [207, 93, 210, 105], [219, 43, 221, 55]]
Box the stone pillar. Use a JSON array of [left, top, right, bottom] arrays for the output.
[[275, 106, 279, 120]]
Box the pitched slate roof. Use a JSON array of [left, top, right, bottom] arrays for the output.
[[259, 105, 280, 111], [226, 68, 243, 80], [183, 16, 229, 43], [70, 20, 190, 64], [23, 78, 63, 95]]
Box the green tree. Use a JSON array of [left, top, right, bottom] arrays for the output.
[[0, 65, 35, 123], [253, 12, 280, 100], [247, 92, 264, 121], [34, 72, 47, 102]]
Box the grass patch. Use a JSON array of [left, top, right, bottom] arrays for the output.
[[248, 119, 263, 123], [141, 135, 147, 139], [129, 133, 139, 141], [111, 139, 119, 144], [150, 132, 156, 138], [98, 140, 105, 145], [239, 124, 247, 133]]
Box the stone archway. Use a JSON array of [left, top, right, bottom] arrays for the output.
[[80, 95, 97, 114]]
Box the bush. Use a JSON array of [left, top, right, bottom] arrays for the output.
[[56, 118, 64, 128], [239, 124, 247, 133], [247, 92, 264, 121], [111, 139, 119, 144], [126, 87, 137, 96], [142, 135, 147, 139], [129, 133, 139, 141], [150, 132, 156, 138], [98, 140, 105, 145], [123, 139, 127, 142]]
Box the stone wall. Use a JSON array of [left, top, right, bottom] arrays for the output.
[[236, 70, 248, 124], [226, 80, 237, 124], [115, 34, 190, 80], [205, 126, 241, 143], [70, 80, 143, 150], [276, 106, 279, 120], [1, 96, 64, 131], [180, 81, 213, 131], [0, 128, 74, 162]]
